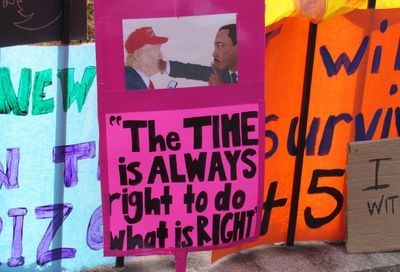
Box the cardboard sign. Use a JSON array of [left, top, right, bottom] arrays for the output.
[[0, 0, 87, 47], [347, 137, 400, 253], [94, 0, 265, 264]]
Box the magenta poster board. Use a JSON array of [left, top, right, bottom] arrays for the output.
[[94, 0, 265, 263]]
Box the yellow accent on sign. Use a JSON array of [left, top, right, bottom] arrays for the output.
[[265, 0, 400, 26]]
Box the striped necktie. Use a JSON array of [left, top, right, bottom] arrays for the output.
[[149, 80, 155, 90], [231, 72, 238, 83]]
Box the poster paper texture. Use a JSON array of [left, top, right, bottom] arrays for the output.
[[105, 105, 261, 254], [213, 8, 400, 261], [95, 0, 265, 256], [0, 44, 111, 271]]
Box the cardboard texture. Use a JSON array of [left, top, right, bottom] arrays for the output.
[[347, 137, 400, 253]]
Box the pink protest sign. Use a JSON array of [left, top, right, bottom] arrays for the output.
[[103, 104, 262, 255], [94, 0, 265, 263]]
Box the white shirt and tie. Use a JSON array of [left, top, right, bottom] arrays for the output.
[[229, 71, 238, 83], [133, 68, 154, 90]]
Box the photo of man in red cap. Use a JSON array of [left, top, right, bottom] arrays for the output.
[[124, 27, 168, 90]]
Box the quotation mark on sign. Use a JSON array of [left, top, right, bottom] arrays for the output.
[[109, 116, 122, 126]]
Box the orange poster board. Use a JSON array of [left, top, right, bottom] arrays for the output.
[[213, 8, 400, 260]]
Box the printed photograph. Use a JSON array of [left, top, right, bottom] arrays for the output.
[[122, 13, 237, 91]]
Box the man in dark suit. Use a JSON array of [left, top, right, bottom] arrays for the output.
[[159, 24, 238, 85], [125, 27, 168, 90]]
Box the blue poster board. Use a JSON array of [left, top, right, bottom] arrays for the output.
[[0, 44, 111, 271]]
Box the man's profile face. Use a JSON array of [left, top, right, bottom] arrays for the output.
[[137, 44, 163, 77], [212, 29, 237, 71]]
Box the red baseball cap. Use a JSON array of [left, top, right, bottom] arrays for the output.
[[125, 27, 168, 53]]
